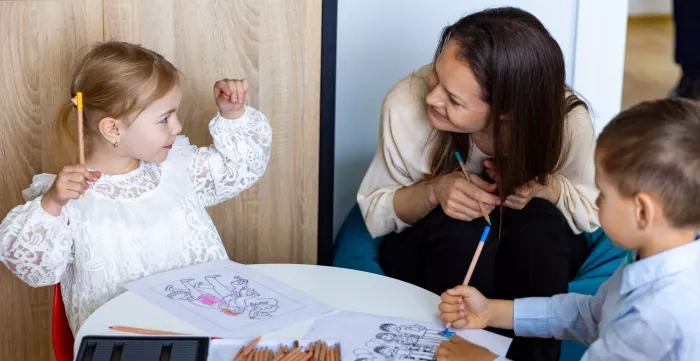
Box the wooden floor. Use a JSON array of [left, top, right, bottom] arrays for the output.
[[622, 18, 680, 109]]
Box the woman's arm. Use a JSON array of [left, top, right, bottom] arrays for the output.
[[357, 77, 431, 238], [392, 180, 439, 225], [548, 107, 600, 233], [536, 176, 562, 204]]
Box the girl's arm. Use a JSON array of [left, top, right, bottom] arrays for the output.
[[190, 105, 272, 207], [0, 177, 74, 287]]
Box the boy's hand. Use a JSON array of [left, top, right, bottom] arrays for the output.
[[214, 78, 248, 119], [436, 336, 498, 361], [42, 165, 101, 216], [439, 285, 491, 329]]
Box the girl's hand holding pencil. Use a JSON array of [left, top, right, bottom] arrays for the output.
[[41, 165, 101, 216], [439, 285, 491, 329], [214, 78, 249, 120]]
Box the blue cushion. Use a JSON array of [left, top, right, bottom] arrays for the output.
[[333, 204, 385, 275], [333, 204, 626, 361]]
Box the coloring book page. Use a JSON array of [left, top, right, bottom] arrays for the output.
[[125, 260, 336, 338], [303, 311, 512, 360]]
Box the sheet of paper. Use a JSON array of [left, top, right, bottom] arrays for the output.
[[303, 311, 512, 360], [207, 339, 339, 361], [125, 260, 336, 338]]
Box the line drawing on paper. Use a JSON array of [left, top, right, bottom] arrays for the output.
[[165, 275, 280, 319], [353, 323, 446, 361], [151, 268, 305, 331]]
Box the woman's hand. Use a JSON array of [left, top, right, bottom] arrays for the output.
[[484, 160, 559, 209], [439, 285, 491, 329], [431, 172, 500, 221], [503, 181, 544, 210], [214, 78, 248, 119], [42, 165, 101, 216], [436, 336, 498, 361]]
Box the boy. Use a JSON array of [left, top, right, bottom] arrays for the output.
[[437, 98, 700, 361]]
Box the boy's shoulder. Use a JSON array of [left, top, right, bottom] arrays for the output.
[[629, 264, 700, 334]]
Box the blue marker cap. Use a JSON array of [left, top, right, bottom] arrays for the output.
[[479, 226, 491, 243], [455, 152, 464, 164]]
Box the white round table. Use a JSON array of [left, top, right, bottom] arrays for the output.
[[74, 264, 441, 356]]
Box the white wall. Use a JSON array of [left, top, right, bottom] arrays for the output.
[[628, 0, 672, 15], [575, 0, 628, 136], [333, 0, 626, 236]]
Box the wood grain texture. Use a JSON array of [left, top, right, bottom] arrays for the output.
[[0, 2, 103, 360], [102, 0, 321, 265], [0, 1, 320, 359]]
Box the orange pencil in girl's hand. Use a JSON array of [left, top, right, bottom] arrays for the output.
[[76, 92, 85, 198]]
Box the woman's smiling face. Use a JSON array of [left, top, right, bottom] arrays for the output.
[[425, 39, 490, 135]]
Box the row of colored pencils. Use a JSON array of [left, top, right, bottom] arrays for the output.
[[232, 337, 340, 361]]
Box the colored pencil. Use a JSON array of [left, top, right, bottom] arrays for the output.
[[445, 225, 491, 332], [108, 325, 187, 335], [77, 92, 85, 198], [455, 152, 491, 225], [229, 338, 338, 361]]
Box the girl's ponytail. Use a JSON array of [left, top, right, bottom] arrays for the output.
[[57, 100, 76, 148]]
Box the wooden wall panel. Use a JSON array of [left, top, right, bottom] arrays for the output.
[[0, 1, 320, 359], [102, 0, 321, 265], [0, 1, 104, 359]]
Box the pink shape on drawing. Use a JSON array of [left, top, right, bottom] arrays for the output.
[[199, 294, 226, 306]]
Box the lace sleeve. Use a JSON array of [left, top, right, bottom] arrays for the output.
[[0, 197, 74, 287], [191, 106, 272, 207]]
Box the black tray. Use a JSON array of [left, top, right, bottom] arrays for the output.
[[75, 335, 210, 361]]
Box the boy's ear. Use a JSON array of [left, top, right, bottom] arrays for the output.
[[634, 192, 656, 230], [98, 117, 122, 145]]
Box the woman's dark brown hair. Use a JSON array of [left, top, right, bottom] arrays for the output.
[[430, 7, 586, 201]]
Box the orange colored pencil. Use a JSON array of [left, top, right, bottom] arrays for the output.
[[108, 326, 187, 335], [76, 92, 85, 198], [242, 336, 263, 356], [445, 225, 491, 330]]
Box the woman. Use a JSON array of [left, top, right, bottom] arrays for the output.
[[357, 7, 598, 361]]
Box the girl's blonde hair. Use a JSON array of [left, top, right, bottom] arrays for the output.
[[58, 41, 180, 147]]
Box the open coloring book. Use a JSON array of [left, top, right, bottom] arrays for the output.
[[304, 311, 512, 360], [126, 260, 335, 338]]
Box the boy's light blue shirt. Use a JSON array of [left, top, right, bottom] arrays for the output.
[[496, 236, 700, 361]]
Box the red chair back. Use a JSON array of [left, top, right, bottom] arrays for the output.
[[52, 284, 74, 361]]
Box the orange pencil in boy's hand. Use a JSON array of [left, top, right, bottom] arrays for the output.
[[445, 225, 491, 333], [455, 152, 491, 225]]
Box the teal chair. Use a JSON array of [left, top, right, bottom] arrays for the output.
[[333, 204, 625, 361]]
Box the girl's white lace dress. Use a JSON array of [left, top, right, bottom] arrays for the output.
[[0, 106, 271, 334]]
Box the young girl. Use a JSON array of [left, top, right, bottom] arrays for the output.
[[0, 41, 272, 334]]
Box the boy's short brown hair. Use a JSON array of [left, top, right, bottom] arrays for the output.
[[597, 98, 700, 228]]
